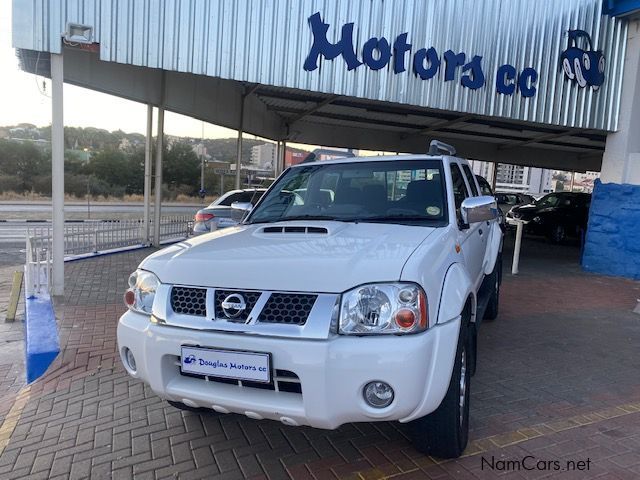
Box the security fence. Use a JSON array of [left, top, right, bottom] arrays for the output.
[[25, 216, 191, 295]]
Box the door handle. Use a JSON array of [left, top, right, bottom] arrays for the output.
[[479, 229, 483, 236]]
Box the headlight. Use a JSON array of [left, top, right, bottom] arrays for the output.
[[124, 270, 160, 315], [339, 283, 428, 335]]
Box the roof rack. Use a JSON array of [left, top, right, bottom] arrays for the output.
[[428, 140, 457, 156]]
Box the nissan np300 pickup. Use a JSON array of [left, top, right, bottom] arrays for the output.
[[118, 140, 503, 458]]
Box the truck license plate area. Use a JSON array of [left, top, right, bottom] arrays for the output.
[[180, 346, 271, 383]]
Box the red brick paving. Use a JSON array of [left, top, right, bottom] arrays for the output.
[[0, 239, 639, 479]]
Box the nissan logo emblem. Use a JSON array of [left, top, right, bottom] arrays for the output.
[[221, 293, 247, 318]]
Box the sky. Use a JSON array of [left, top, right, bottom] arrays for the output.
[[0, 2, 244, 140], [0, 3, 393, 155]]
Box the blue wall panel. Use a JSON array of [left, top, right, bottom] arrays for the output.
[[583, 179, 640, 279]]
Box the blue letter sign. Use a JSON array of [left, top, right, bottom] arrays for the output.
[[301, 12, 597, 100]]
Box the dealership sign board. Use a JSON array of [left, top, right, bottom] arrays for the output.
[[304, 12, 606, 99]]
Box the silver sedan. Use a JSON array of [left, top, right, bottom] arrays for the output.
[[192, 189, 266, 235]]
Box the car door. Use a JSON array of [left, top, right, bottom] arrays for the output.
[[450, 163, 485, 289]]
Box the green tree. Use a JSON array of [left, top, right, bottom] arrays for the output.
[[0, 139, 47, 192], [126, 147, 145, 194], [163, 142, 200, 193], [87, 149, 133, 191]]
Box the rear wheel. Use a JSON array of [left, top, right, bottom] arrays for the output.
[[409, 312, 470, 458]]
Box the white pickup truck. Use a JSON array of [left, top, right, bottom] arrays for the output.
[[117, 141, 503, 458]]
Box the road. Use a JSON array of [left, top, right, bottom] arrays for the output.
[[0, 202, 201, 220], [0, 202, 201, 267]]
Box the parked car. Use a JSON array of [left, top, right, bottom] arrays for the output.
[[192, 189, 267, 235], [118, 141, 503, 459], [505, 191, 591, 243], [495, 192, 536, 215]]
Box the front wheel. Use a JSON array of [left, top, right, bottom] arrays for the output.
[[409, 320, 470, 458]]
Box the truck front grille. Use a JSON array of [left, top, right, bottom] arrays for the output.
[[214, 290, 261, 322], [177, 358, 302, 394], [171, 286, 207, 316], [169, 287, 318, 326], [258, 293, 317, 325]]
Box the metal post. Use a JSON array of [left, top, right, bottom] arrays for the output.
[[491, 162, 499, 191], [153, 107, 165, 247], [51, 53, 64, 297], [569, 171, 575, 192], [512, 220, 524, 275], [281, 140, 287, 174], [200, 121, 205, 196], [235, 115, 244, 189], [274, 141, 281, 177], [143, 104, 153, 244]]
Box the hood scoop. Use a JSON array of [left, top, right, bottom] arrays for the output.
[[261, 226, 328, 234]]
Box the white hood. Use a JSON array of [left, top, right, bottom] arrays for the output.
[[140, 222, 436, 293]]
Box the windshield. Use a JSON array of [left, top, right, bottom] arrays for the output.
[[535, 193, 561, 208], [246, 160, 447, 225]]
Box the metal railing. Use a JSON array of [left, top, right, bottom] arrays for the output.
[[25, 234, 51, 297], [24, 215, 192, 295]]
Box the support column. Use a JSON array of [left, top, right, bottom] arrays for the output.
[[143, 104, 153, 245], [281, 141, 287, 173], [583, 19, 640, 279], [153, 107, 164, 247], [491, 162, 498, 191], [235, 103, 245, 189], [600, 19, 640, 185], [50, 53, 64, 297], [274, 141, 281, 177]]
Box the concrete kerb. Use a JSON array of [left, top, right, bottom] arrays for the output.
[[21, 238, 181, 384], [24, 292, 60, 384]]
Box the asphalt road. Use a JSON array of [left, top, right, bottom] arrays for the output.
[[0, 202, 201, 220], [0, 202, 201, 267]]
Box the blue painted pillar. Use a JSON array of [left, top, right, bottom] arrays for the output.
[[583, 19, 640, 279], [583, 180, 640, 278]]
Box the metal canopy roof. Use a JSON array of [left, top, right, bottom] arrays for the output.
[[253, 85, 607, 153], [18, 45, 606, 172], [14, 0, 628, 173]]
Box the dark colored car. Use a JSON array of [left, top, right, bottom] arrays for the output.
[[561, 30, 605, 90], [505, 192, 591, 243], [495, 192, 536, 216]]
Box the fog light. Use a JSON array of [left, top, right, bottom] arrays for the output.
[[363, 381, 394, 408], [124, 347, 137, 372]]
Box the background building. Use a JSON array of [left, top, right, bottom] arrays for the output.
[[468, 161, 552, 196], [250, 143, 277, 170]]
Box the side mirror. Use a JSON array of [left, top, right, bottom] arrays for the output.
[[461, 196, 499, 224], [231, 201, 253, 212]]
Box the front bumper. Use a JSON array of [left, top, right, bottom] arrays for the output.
[[117, 311, 460, 429]]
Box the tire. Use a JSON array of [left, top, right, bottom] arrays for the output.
[[167, 400, 205, 413], [483, 257, 501, 321], [548, 224, 566, 244], [469, 323, 477, 377], [409, 313, 471, 458]]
